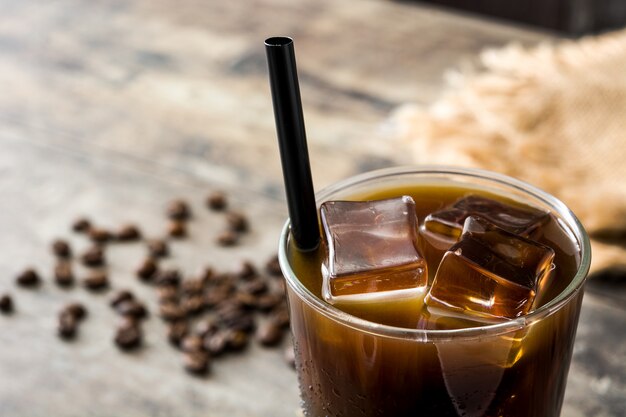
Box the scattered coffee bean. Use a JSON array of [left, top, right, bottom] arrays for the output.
[[226, 211, 248, 233], [240, 279, 268, 296], [110, 290, 134, 308], [51, 239, 72, 258], [181, 279, 204, 296], [16, 268, 41, 288], [114, 321, 142, 351], [168, 221, 186, 238], [136, 258, 158, 282], [54, 262, 74, 288], [226, 329, 249, 351], [256, 320, 284, 347], [58, 312, 78, 340], [116, 224, 141, 241], [216, 230, 238, 247], [256, 293, 284, 313], [167, 199, 191, 221], [199, 267, 214, 285], [0, 294, 13, 314], [234, 292, 258, 311], [270, 307, 290, 329], [157, 285, 178, 304], [116, 300, 148, 320], [284, 344, 296, 369], [203, 331, 229, 356], [147, 239, 169, 258], [167, 320, 189, 347], [72, 217, 91, 233], [195, 318, 218, 338], [181, 334, 205, 353], [156, 269, 181, 287], [181, 295, 205, 316], [265, 254, 282, 277], [83, 272, 109, 291], [81, 246, 105, 267], [88, 227, 111, 244], [183, 351, 210, 375], [206, 191, 227, 211], [63, 302, 87, 321], [237, 261, 257, 280], [159, 302, 186, 322]]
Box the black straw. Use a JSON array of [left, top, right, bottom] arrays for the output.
[[265, 36, 320, 252]]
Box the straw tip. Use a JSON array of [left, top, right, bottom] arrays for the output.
[[265, 36, 293, 47]]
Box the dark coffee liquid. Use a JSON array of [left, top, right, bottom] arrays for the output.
[[287, 184, 583, 417]]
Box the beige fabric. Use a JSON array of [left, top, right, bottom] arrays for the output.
[[390, 30, 626, 275]]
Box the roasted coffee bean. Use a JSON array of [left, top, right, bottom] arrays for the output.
[[216, 230, 238, 247], [226, 314, 255, 334], [167, 320, 189, 347], [181, 334, 204, 353], [195, 318, 218, 338], [237, 261, 257, 280], [89, 227, 111, 244], [270, 307, 290, 329], [199, 267, 214, 285], [52, 239, 72, 258], [63, 302, 87, 320], [215, 303, 255, 333], [116, 224, 141, 241], [147, 239, 169, 258], [183, 351, 210, 375], [54, 262, 74, 288], [83, 272, 109, 291], [16, 268, 41, 288], [234, 292, 258, 311], [181, 295, 205, 316], [81, 246, 105, 267], [203, 331, 228, 356], [226, 211, 248, 233], [116, 300, 148, 320], [72, 217, 91, 233], [58, 312, 78, 340], [110, 290, 134, 307], [181, 279, 204, 295], [114, 322, 142, 350], [239, 279, 268, 296], [136, 258, 158, 282], [226, 329, 249, 351], [284, 344, 296, 369], [255, 293, 284, 313], [206, 191, 227, 211], [156, 269, 181, 287], [256, 321, 284, 347], [214, 300, 246, 322], [167, 199, 191, 221], [265, 254, 282, 277], [157, 285, 178, 304], [159, 302, 186, 322], [167, 221, 186, 238], [0, 294, 13, 314]]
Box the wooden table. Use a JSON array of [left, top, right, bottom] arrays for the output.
[[0, 0, 624, 416]]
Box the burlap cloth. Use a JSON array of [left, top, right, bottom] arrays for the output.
[[390, 29, 626, 276]]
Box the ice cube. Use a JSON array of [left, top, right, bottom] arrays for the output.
[[424, 216, 555, 321], [320, 196, 428, 302], [424, 195, 550, 240]]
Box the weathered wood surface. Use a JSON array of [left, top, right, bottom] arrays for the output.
[[0, 0, 624, 416]]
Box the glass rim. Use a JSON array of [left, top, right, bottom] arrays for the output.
[[278, 166, 591, 342]]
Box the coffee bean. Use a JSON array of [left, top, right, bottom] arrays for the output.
[[256, 293, 284, 313], [167, 221, 186, 238], [63, 302, 87, 321], [72, 217, 91, 233], [206, 191, 227, 211], [181, 295, 205, 316], [159, 302, 186, 322], [167, 320, 189, 347], [167, 199, 191, 221], [234, 292, 258, 311], [0, 294, 13, 314], [216, 230, 238, 247], [116, 300, 148, 320], [136, 258, 158, 282], [215, 304, 255, 333], [157, 285, 178, 304], [181, 334, 204, 353], [225, 329, 249, 351], [256, 321, 284, 347], [183, 351, 210, 375], [81, 246, 105, 267], [226, 211, 248, 233], [239, 279, 268, 296], [284, 344, 296, 369], [116, 224, 141, 241], [114, 322, 142, 350], [110, 290, 134, 308], [89, 227, 111, 244], [265, 254, 282, 277], [203, 331, 228, 356], [16, 268, 41, 288], [51, 239, 72, 258], [237, 261, 257, 280], [181, 279, 204, 295], [58, 312, 78, 340], [54, 262, 74, 288], [270, 307, 290, 329], [156, 269, 181, 287], [195, 318, 218, 338], [199, 267, 214, 285], [83, 272, 109, 291], [147, 239, 168, 258]]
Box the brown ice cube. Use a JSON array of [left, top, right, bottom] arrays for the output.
[[320, 197, 428, 302], [424, 216, 555, 321]]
